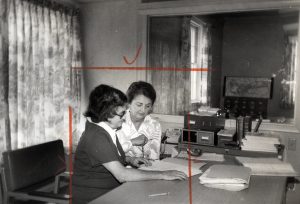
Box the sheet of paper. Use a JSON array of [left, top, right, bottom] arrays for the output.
[[139, 158, 205, 177], [235, 156, 299, 176], [198, 153, 225, 162]]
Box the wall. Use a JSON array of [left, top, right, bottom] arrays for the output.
[[221, 13, 293, 118], [80, 0, 142, 110]]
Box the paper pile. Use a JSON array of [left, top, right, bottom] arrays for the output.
[[199, 164, 251, 191], [241, 135, 280, 153]]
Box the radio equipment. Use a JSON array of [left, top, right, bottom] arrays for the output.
[[181, 115, 225, 147], [180, 129, 217, 146]]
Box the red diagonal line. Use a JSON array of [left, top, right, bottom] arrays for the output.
[[123, 44, 142, 65]]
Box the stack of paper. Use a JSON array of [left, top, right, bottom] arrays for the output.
[[199, 165, 251, 191], [217, 129, 236, 138], [190, 106, 220, 116], [235, 157, 299, 176], [241, 135, 280, 153], [139, 157, 206, 177]]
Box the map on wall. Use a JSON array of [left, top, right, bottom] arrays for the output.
[[224, 77, 273, 99]]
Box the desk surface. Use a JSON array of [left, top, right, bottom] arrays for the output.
[[89, 174, 286, 204]]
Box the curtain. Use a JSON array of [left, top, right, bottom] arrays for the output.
[[0, 0, 81, 152], [148, 16, 191, 115], [280, 35, 297, 109]]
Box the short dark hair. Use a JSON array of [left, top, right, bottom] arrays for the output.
[[84, 84, 127, 123], [126, 81, 156, 105]]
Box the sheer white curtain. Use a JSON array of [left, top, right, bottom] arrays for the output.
[[280, 35, 298, 109], [190, 19, 212, 106]]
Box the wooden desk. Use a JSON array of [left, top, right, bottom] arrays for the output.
[[89, 174, 287, 204]]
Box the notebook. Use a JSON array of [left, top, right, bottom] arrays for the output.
[[199, 164, 251, 191]]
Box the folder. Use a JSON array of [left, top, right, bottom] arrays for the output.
[[199, 164, 251, 191]]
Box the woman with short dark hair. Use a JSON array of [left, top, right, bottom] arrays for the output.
[[126, 81, 156, 105], [72, 84, 186, 204], [118, 81, 162, 160]]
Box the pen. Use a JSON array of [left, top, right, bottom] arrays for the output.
[[148, 192, 170, 197]]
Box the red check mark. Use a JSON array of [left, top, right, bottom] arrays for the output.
[[123, 44, 142, 65]]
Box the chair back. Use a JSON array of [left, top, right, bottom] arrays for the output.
[[2, 140, 66, 191]]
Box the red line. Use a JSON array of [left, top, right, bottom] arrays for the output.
[[72, 66, 209, 72], [187, 113, 192, 204], [69, 106, 73, 204]]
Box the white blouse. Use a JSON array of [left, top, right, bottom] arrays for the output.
[[117, 111, 161, 160]]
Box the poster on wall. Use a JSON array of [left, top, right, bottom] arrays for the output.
[[224, 77, 273, 99]]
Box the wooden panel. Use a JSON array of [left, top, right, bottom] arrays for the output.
[[149, 17, 188, 115]]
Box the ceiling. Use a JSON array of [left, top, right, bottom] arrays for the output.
[[72, 0, 117, 3]]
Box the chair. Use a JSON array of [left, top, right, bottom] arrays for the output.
[[1, 140, 71, 204]]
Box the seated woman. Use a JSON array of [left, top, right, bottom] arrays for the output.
[[117, 81, 161, 160], [72, 84, 186, 204]]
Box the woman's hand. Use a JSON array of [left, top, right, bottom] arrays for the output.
[[127, 157, 152, 168], [161, 170, 187, 181], [131, 134, 148, 146]]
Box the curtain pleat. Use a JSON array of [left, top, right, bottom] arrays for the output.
[[0, 0, 9, 158]]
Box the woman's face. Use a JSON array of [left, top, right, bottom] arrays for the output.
[[108, 105, 127, 129], [129, 94, 153, 121]]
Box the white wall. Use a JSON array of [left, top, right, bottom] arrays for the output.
[[80, 0, 144, 106]]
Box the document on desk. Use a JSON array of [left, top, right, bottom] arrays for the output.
[[235, 156, 299, 176], [139, 158, 206, 177], [176, 151, 225, 162], [199, 164, 251, 191]]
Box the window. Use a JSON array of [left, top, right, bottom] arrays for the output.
[[190, 19, 210, 105]]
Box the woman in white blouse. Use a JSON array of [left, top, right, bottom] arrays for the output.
[[117, 81, 161, 160]]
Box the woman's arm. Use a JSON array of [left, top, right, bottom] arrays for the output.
[[131, 134, 148, 146], [103, 160, 187, 183]]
